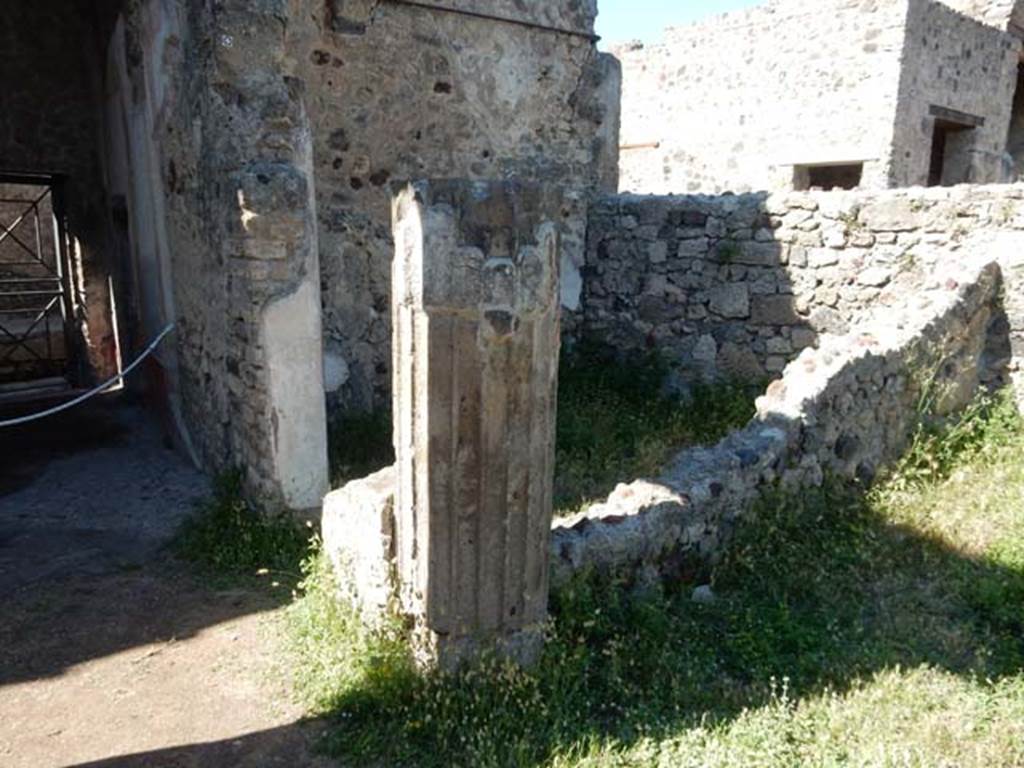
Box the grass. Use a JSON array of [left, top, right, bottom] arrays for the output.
[[283, 390, 1024, 768], [325, 346, 758, 516], [555, 345, 756, 514], [186, 346, 745, 586], [174, 471, 310, 589]]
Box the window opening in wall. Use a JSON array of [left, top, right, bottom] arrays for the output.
[[927, 107, 984, 187], [793, 163, 864, 191], [0, 174, 74, 397]]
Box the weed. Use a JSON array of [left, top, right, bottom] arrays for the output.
[[897, 245, 918, 273], [996, 199, 1016, 226], [175, 471, 309, 586], [284, 545, 415, 714], [554, 344, 757, 515], [838, 206, 862, 233], [714, 240, 741, 263], [286, 391, 1024, 767], [884, 390, 1020, 493]]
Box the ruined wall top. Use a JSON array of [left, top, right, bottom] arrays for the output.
[[397, 0, 597, 34], [325, 0, 597, 37], [940, 0, 1024, 32]]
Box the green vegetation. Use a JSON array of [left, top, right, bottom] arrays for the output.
[[174, 471, 309, 588], [714, 240, 742, 263], [554, 344, 757, 515], [285, 391, 1024, 768], [324, 346, 758, 515], [284, 542, 415, 713]]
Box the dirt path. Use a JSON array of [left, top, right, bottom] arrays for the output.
[[0, 401, 329, 767]]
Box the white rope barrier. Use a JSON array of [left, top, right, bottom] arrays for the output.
[[0, 324, 176, 428]]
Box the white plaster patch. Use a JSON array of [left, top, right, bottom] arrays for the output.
[[560, 252, 583, 311], [323, 349, 350, 392], [262, 275, 329, 510]]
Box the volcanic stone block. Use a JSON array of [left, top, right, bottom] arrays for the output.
[[322, 465, 397, 618], [391, 179, 563, 669]]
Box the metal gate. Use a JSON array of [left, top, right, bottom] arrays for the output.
[[0, 178, 73, 387]]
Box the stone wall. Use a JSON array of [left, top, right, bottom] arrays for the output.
[[324, 207, 1023, 602], [615, 0, 1020, 195], [94, 0, 618, 506], [890, 0, 1020, 187], [615, 0, 909, 194], [106, 0, 328, 510], [577, 184, 1024, 393], [290, 0, 619, 410], [552, 255, 1009, 586]]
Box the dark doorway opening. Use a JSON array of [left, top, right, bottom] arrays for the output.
[[0, 174, 78, 398], [927, 107, 984, 187], [1006, 62, 1024, 181]]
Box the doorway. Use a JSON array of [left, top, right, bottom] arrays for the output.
[[0, 175, 77, 397], [927, 107, 983, 187]]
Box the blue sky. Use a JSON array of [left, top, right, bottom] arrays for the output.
[[595, 0, 763, 46]]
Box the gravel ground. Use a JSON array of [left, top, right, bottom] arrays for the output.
[[0, 398, 329, 767], [0, 399, 207, 590]]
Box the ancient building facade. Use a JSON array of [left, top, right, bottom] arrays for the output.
[[291, 0, 620, 411], [616, 0, 1024, 195], [0, 0, 618, 509]]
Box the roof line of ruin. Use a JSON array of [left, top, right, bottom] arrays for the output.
[[383, 0, 600, 43]]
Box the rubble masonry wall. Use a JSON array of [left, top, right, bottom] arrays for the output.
[[577, 184, 1024, 395], [290, 0, 619, 411], [552, 255, 1010, 586]]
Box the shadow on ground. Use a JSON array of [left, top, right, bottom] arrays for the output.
[[283, 478, 1024, 767], [65, 720, 332, 768], [0, 398, 130, 496], [0, 399, 320, 767], [0, 559, 295, 687], [0, 398, 295, 688], [51, 483, 1024, 768]]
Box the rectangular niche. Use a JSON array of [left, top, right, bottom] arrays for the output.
[[792, 162, 865, 191]]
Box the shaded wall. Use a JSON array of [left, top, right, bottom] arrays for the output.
[[290, 0, 620, 410], [554, 256, 1008, 586], [105, 0, 328, 509], [577, 184, 1024, 401], [95, 0, 620, 506], [0, 1, 121, 384]]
